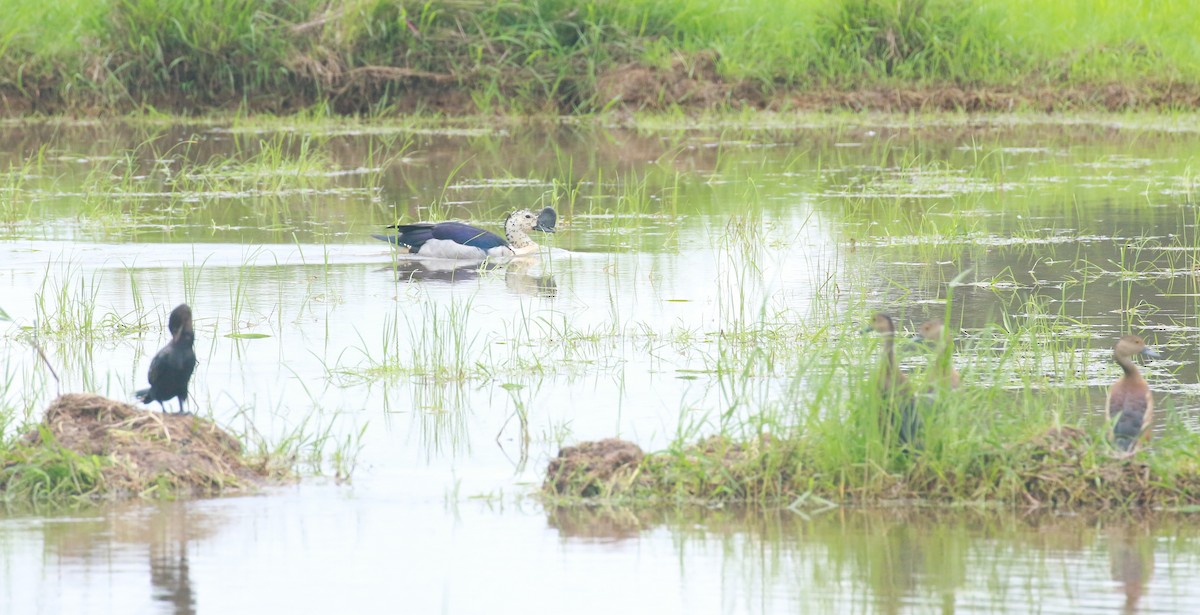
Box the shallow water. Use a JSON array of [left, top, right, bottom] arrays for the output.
[[2, 117, 1200, 612]]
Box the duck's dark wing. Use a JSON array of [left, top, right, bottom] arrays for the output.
[[1109, 384, 1152, 450], [375, 221, 507, 252], [374, 223, 436, 250], [430, 222, 507, 250]]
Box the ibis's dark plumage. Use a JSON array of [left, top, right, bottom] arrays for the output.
[[373, 207, 557, 259], [136, 304, 197, 414], [1106, 335, 1160, 453]]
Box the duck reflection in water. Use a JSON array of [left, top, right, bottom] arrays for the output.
[[382, 257, 556, 298], [1108, 523, 1155, 614]]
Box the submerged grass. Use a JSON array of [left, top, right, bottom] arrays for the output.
[[4, 0, 1200, 114]]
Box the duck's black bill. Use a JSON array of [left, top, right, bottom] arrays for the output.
[[534, 207, 558, 233]]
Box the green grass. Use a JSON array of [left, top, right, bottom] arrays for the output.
[[4, 0, 1200, 114], [543, 298, 1200, 510]]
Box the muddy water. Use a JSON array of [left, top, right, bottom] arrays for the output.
[[1, 118, 1200, 612]]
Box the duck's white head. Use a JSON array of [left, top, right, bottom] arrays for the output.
[[504, 207, 557, 249]]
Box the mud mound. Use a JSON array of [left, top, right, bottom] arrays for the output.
[[998, 425, 1185, 509], [595, 51, 742, 111], [544, 438, 644, 497], [16, 393, 268, 498]]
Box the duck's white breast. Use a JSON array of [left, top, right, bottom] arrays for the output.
[[508, 243, 540, 256], [417, 239, 498, 260]]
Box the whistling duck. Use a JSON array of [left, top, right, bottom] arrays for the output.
[[373, 207, 557, 259], [914, 319, 961, 390], [1106, 335, 1160, 453], [868, 313, 920, 447], [136, 304, 198, 414]]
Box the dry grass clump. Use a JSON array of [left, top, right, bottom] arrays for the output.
[[1, 393, 274, 501], [544, 438, 644, 497], [996, 427, 1200, 509]]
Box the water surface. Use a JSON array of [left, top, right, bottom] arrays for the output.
[[2, 117, 1200, 612]]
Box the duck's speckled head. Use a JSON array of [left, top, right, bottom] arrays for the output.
[[505, 207, 557, 248]]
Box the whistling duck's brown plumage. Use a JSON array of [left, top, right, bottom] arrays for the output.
[[1105, 335, 1160, 453], [869, 313, 919, 447], [915, 319, 961, 391]]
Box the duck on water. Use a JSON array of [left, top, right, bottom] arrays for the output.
[[373, 207, 557, 260]]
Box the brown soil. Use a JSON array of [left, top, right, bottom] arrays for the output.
[[544, 438, 644, 497], [8, 52, 1200, 117], [594, 51, 744, 111], [594, 57, 1200, 113], [769, 82, 1200, 113], [20, 393, 271, 498]]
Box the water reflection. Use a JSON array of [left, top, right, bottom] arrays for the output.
[[381, 257, 498, 283], [381, 255, 557, 297], [1109, 522, 1155, 614], [543, 506, 1193, 613], [6, 119, 1200, 612], [148, 509, 195, 615], [24, 501, 216, 615]]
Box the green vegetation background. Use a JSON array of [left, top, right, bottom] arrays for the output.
[[4, 0, 1198, 114]]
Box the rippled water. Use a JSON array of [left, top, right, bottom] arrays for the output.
[[2, 117, 1200, 612]]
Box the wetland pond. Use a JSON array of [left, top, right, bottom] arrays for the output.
[[3, 116, 1200, 612]]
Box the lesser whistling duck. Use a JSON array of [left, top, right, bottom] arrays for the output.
[[868, 313, 920, 447], [373, 207, 557, 260], [914, 319, 961, 391], [136, 304, 198, 414], [1106, 335, 1160, 453]]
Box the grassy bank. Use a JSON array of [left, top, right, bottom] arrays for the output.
[[4, 0, 1200, 115], [543, 309, 1200, 511]]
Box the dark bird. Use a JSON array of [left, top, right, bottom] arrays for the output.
[[136, 304, 197, 414], [914, 319, 961, 391], [868, 313, 919, 448], [1106, 335, 1160, 453], [373, 207, 557, 259]]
